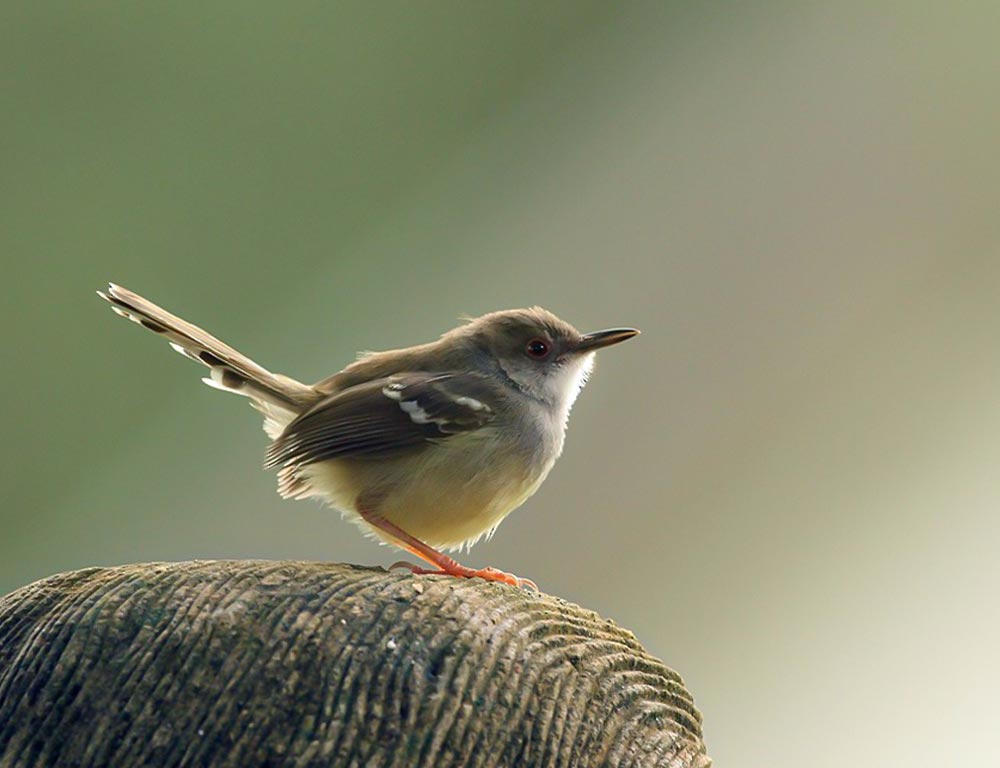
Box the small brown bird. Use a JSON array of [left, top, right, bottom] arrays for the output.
[[99, 284, 638, 588]]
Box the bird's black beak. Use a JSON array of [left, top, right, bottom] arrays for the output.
[[572, 327, 640, 352]]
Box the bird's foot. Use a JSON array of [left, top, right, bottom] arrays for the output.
[[390, 561, 538, 591]]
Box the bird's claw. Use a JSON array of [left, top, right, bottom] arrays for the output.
[[390, 561, 538, 591]]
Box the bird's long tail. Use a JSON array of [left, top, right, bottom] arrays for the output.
[[98, 283, 315, 437]]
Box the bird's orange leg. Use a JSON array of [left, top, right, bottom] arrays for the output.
[[358, 509, 537, 591]]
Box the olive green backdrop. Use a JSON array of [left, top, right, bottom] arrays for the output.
[[3, 3, 999, 766]]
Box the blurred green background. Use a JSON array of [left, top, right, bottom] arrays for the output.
[[4, 2, 1000, 765]]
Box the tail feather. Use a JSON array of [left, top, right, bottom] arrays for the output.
[[99, 283, 315, 437]]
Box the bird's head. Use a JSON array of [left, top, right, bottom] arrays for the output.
[[458, 307, 638, 415]]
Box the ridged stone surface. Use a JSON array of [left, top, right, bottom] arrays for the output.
[[0, 561, 710, 767]]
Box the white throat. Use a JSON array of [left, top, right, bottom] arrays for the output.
[[554, 352, 595, 424]]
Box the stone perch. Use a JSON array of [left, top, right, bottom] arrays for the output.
[[0, 560, 710, 767]]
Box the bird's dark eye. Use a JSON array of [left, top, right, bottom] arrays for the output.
[[526, 338, 550, 359]]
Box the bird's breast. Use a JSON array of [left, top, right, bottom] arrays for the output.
[[305, 422, 561, 551]]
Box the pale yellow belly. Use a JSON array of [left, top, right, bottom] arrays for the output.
[[296, 433, 552, 551]]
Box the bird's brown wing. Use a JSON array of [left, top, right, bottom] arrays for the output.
[[264, 372, 500, 468]]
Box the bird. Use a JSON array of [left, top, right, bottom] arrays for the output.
[[98, 283, 638, 589]]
